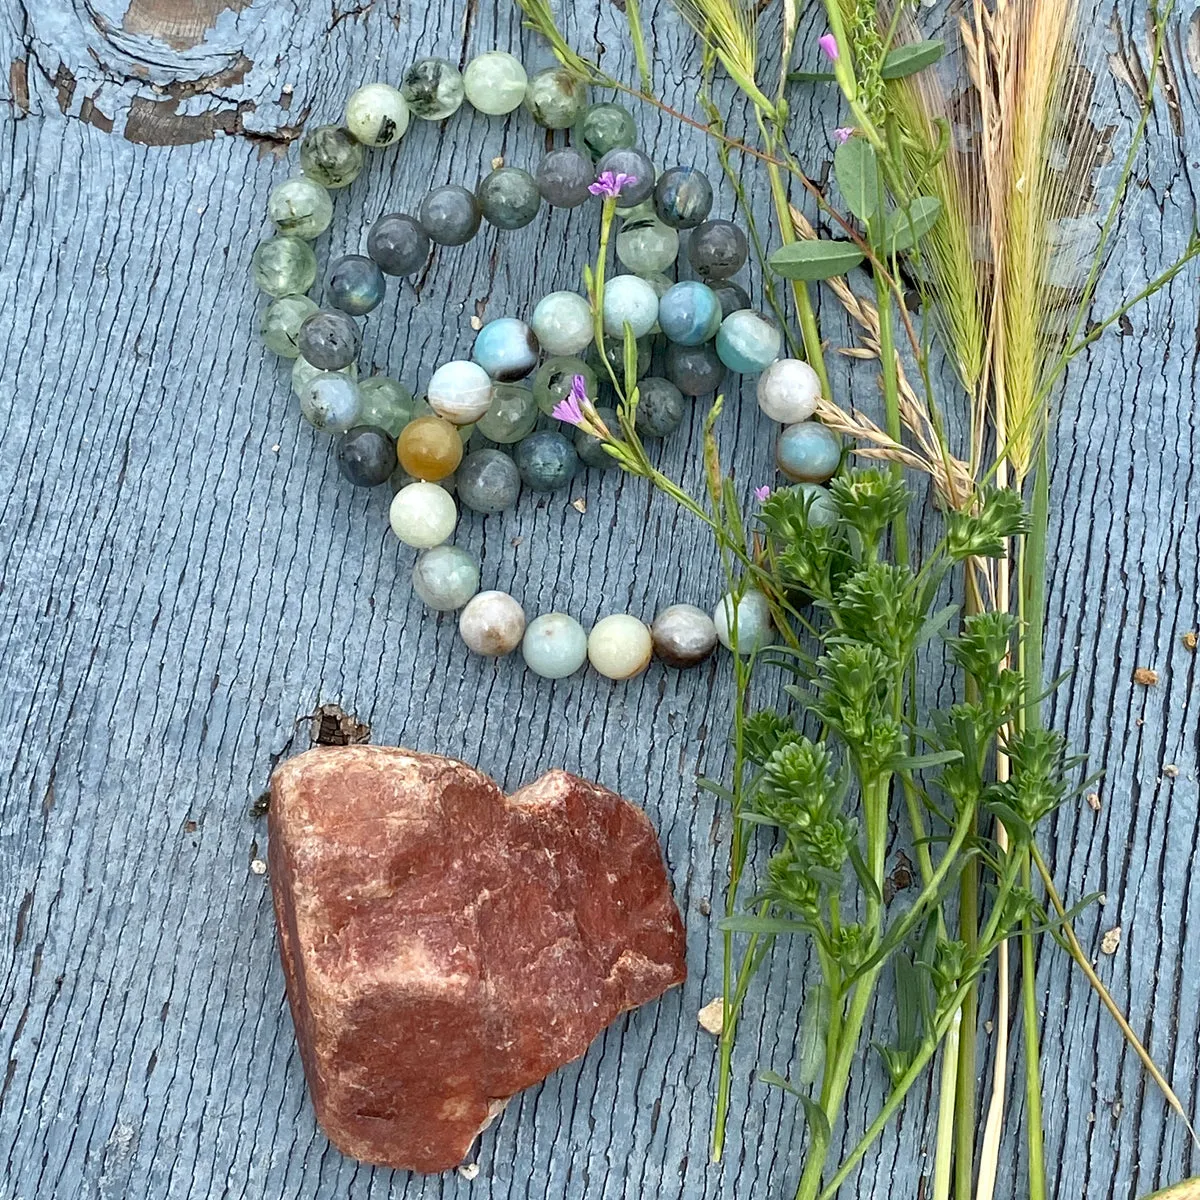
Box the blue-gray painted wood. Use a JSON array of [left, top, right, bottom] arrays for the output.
[[1, 1, 1197, 1197]]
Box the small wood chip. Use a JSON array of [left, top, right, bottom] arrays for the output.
[[697, 897, 712, 916], [271, 444, 281, 453], [984, 1019, 994, 1034], [1163, 763, 1180, 778], [698, 997, 725, 1036], [250, 858, 267, 875], [1183, 631, 1198, 652], [469, 315, 483, 331], [571, 497, 587, 514], [1100, 925, 1121, 955], [491, 155, 504, 169], [458, 1163, 480, 1182], [1133, 666, 1159, 686], [1086, 791, 1102, 812]]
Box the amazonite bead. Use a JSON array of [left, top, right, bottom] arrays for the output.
[[252, 236, 317, 298], [758, 358, 821, 423], [578, 101, 636, 158], [595, 148, 655, 205], [714, 589, 773, 654], [268, 176, 333, 240], [357, 376, 415, 437], [464, 51, 527, 115], [292, 357, 355, 396], [326, 254, 386, 316], [602, 275, 659, 338], [459, 591, 526, 656], [533, 357, 597, 415], [477, 384, 538, 443], [345, 83, 410, 147], [457, 448, 521, 514], [777, 421, 841, 483], [658, 281, 722, 346], [574, 405, 617, 468], [524, 67, 587, 129], [477, 167, 541, 230], [260, 295, 318, 357], [299, 125, 364, 189], [616, 215, 679, 275], [473, 318, 540, 382], [531, 291, 593, 357], [651, 603, 718, 667], [716, 310, 782, 374], [523, 612, 589, 678], [514, 430, 578, 491], [588, 614, 653, 680], [428, 360, 493, 424], [390, 481, 458, 548], [634, 376, 685, 438], [412, 545, 480, 611], [402, 57, 464, 120], [299, 373, 361, 433], [654, 166, 713, 229]]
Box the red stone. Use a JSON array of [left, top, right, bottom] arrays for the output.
[[268, 745, 686, 1172]]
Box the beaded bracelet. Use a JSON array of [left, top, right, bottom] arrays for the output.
[[250, 50, 842, 680]]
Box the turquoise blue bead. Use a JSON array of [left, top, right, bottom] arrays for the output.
[[477, 384, 538, 443], [473, 318, 540, 382], [653, 166, 713, 229], [574, 405, 617, 468], [522, 612, 589, 678], [713, 589, 773, 654], [777, 421, 842, 483], [457, 449, 521, 513], [658, 282, 722, 346], [412, 545, 480, 611], [514, 430, 578, 491], [716, 310, 782, 374]]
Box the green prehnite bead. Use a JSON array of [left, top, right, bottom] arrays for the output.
[[463, 51, 527, 115], [574, 405, 617, 468], [402, 57, 465, 120], [252, 236, 317, 298], [299, 125, 365, 189], [533, 357, 598, 415], [477, 167, 542, 230], [292, 356, 355, 397], [345, 83, 410, 147], [267, 176, 333, 240], [524, 67, 587, 129], [477, 383, 538, 443], [522, 612, 589, 679], [412, 544, 480, 611], [260, 295, 319, 357], [577, 101, 636, 158], [357, 375, 415, 436], [616, 215, 680, 275]]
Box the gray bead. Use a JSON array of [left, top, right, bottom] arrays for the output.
[[688, 220, 749, 281], [514, 430, 579, 491], [712, 281, 752, 319], [299, 124, 364, 189], [298, 309, 360, 371], [477, 167, 542, 230], [367, 213, 430, 276], [574, 406, 618, 469], [665, 340, 725, 397], [595, 147, 655, 206], [535, 148, 595, 208], [336, 426, 396, 487], [651, 603, 718, 667], [419, 185, 481, 246], [457, 449, 522, 513], [326, 255, 386, 316], [634, 376, 685, 438], [654, 166, 713, 229]]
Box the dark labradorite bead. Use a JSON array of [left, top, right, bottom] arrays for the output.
[[367, 213, 430, 276], [688, 219, 749, 281], [665, 340, 726, 397], [654, 166, 713, 230], [535, 148, 595, 208], [634, 376, 685, 438], [298, 309, 360, 371], [477, 167, 542, 230], [712, 280, 752, 319], [514, 430, 579, 492], [336, 426, 396, 487], [457, 448, 522, 514], [326, 254, 386, 316], [574, 405, 618, 469], [578, 102, 636, 159], [419, 185, 482, 246], [299, 124, 364, 190], [595, 147, 655, 206], [524, 67, 587, 129]]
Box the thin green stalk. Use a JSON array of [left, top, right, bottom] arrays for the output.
[[623, 0, 653, 93], [874, 269, 910, 568], [1021, 440, 1050, 731], [933, 1009, 962, 1200], [1020, 852, 1046, 1200]]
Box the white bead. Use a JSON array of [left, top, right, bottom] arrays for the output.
[[602, 275, 659, 339], [345, 83, 410, 147], [459, 591, 527, 656], [530, 291, 594, 356], [713, 590, 773, 655], [757, 358, 822, 424], [389, 482, 457, 548], [427, 360, 494, 425], [587, 614, 653, 680]]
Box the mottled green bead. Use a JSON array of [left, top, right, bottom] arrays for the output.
[[477, 384, 538, 443], [514, 430, 578, 491], [412, 544, 480, 611], [463, 51, 527, 115], [299, 125, 364, 190], [524, 67, 587, 129], [252, 236, 317, 298], [345, 83, 410, 147], [357, 375, 415, 436], [522, 612, 589, 679], [477, 167, 541, 231], [574, 405, 617, 469], [577, 101, 636, 158], [260, 295, 318, 357], [533, 357, 598, 415], [616, 215, 680, 275], [402, 57, 465, 120], [267, 176, 333, 240]]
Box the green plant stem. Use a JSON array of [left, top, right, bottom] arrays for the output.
[[874, 268, 910, 568], [1021, 442, 1050, 732], [954, 840, 979, 1200], [1020, 851, 1046, 1200], [623, 0, 652, 93], [933, 1008, 962, 1200]]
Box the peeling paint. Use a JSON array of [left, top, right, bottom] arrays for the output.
[[121, 0, 254, 51]]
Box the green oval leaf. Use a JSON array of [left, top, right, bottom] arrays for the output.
[[880, 39, 945, 80], [787, 69, 838, 83], [769, 239, 864, 281], [884, 195, 943, 253], [834, 136, 880, 223]]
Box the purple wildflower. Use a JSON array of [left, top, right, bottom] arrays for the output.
[[754, 485, 771, 502], [588, 170, 639, 200], [833, 127, 855, 144], [552, 375, 612, 440], [818, 33, 839, 61]]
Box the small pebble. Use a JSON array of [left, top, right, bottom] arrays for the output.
[[522, 612, 590, 678], [588, 614, 653, 680], [1133, 666, 1159, 686], [697, 997, 724, 1036], [459, 591, 526, 656]]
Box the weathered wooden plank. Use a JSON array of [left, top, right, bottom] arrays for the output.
[[0, 0, 1197, 1197]]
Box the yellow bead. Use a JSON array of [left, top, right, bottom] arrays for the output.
[[397, 415, 463, 481]]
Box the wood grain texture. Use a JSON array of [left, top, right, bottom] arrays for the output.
[[0, 0, 1196, 1197]]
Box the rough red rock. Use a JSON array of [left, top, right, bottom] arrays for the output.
[[268, 745, 687, 1172]]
